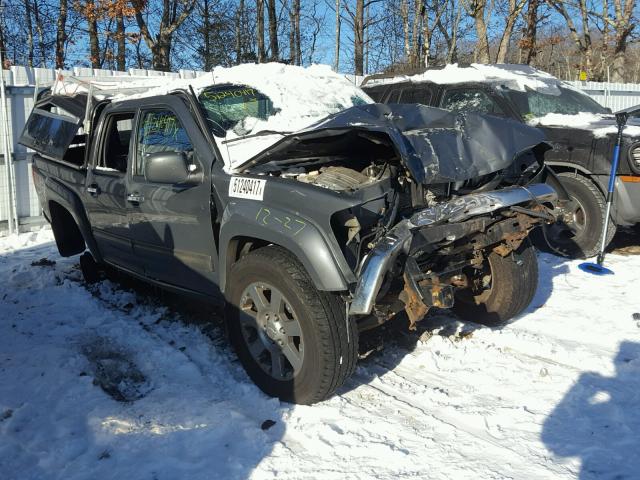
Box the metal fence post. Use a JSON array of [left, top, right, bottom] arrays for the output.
[[0, 48, 18, 234]]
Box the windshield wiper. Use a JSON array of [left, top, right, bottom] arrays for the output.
[[221, 130, 293, 144]]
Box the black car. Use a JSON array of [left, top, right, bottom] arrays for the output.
[[363, 64, 640, 257]]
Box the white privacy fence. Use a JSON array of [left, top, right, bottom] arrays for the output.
[[2, 66, 640, 234]]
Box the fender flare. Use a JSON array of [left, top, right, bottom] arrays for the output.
[[218, 205, 350, 294], [44, 177, 102, 262]]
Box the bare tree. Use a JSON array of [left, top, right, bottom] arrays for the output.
[[601, 0, 637, 82], [520, 0, 539, 64], [334, 0, 340, 71], [55, 0, 68, 68], [266, 0, 278, 59], [131, 0, 197, 71], [256, 0, 265, 61], [547, 0, 593, 76], [24, 0, 34, 67], [496, 0, 528, 63], [462, 0, 490, 63]]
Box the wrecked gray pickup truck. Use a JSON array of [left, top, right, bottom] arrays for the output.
[[20, 65, 563, 404]]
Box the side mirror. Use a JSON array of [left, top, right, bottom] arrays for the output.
[[144, 151, 191, 184]]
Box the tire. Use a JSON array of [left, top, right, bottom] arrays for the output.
[[452, 239, 538, 327], [79, 252, 101, 284], [536, 173, 616, 258], [225, 245, 358, 405]]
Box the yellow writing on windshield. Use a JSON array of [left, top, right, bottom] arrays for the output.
[[202, 88, 257, 102]]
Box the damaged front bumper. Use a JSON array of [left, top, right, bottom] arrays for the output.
[[349, 183, 558, 316]]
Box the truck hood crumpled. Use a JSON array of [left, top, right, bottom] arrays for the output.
[[239, 103, 548, 184]]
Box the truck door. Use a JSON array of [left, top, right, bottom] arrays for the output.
[[83, 109, 140, 271], [126, 98, 217, 294]]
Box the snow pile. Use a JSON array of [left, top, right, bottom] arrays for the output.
[[2, 229, 640, 479], [529, 112, 640, 138], [368, 63, 570, 94]]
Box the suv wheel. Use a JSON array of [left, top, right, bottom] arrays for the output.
[[538, 173, 616, 258], [226, 246, 358, 404], [453, 239, 538, 326]]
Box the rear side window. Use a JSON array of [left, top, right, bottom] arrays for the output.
[[136, 110, 193, 176], [98, 113, 134, 173], [399, 88, 431, 105], [198, 85, 275, 137], [20, 105, 83, 164], [440, 89, 505, 116]]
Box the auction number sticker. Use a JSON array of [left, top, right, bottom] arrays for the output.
[[229, 177, 266, 201]]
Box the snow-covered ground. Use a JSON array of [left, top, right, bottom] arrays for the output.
[[1, 229, 639, 480]]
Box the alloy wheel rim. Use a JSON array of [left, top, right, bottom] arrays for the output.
[[238, 282, 304, 381]]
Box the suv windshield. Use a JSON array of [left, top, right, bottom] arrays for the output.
[[505, 85, 608, 119]]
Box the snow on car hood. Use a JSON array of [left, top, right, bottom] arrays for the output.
[[528, 112, 640, 138], [241, 103, 548, 184]]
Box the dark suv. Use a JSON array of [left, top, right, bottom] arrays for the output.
[[363, 64, 640, 257]]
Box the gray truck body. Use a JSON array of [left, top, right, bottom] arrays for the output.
[[22, 83, 562, 324]]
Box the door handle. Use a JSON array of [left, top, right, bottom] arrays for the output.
[[127, 193, 144, 204], [87, 184, 100, 196]]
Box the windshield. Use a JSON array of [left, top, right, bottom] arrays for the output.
[[505, 85, 608, 120], [198, 83, 372, 142], [198, 85, 276, 138]]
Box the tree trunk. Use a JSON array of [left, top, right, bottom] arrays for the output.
[[87, 1, 101, 68], [24, 0, 34, 67], [410, 0, 421, 67], [256, 0, 265, 62], [294, 0, 300, 65], [267, 0, 278, 60], [116, 9, 125, 71], [522, 0, 538, 64], [400, 0, 410, 60], [334, 0, 340, 71], [55, 0, 68, 69], [32, 0, 46, 66], [471, 1, 490, 63], [152, 36, 171, 71], [202, 0, 211, 69], [235, 0, 244, 63], [354, 0, 364, 75], [496, 0, 526, 63]]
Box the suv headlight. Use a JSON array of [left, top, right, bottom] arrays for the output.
[[629, 143, 640, 171]]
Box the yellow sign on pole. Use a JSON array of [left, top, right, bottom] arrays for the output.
[[579, 70, 588, 81]]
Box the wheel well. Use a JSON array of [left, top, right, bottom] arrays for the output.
[[49, 201, 85, 257], [547, 165, 605, 195]]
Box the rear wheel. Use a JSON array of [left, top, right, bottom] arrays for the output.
[[538, 173, 616, 258], [226, 246, 358, 404], [453, 240, 538, 326]]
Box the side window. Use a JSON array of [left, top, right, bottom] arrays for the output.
[[399, 88, 432, 105], [440, 89, 505, 116], [98, 113, 134, 173], [385, 89, 402, 103], [136, 110, 193, 176], [198, 85, 275, 137]]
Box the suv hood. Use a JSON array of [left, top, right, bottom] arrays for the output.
[[240, 103, 546, 184]]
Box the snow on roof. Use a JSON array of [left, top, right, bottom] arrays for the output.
[[367, 63, 573, 95], [112, 63, 372, 171], [115, 62, 371, 127], [528, 112, 640, 138]]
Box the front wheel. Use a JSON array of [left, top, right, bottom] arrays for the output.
[[536, 173, 616, 258], [453, 240, 538, 326], [226, 246, 358, 405]]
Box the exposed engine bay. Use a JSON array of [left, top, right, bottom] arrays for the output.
[[240, 104, 568, 331]]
